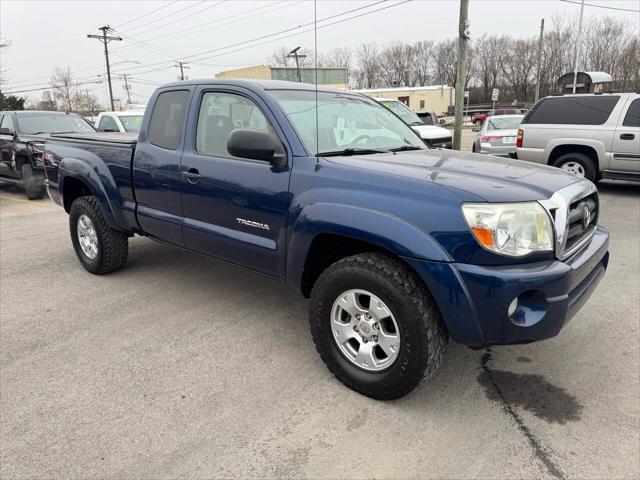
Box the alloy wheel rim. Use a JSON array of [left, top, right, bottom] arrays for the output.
[[330, 289, 401, 372], [77, 214, 98, 260], [561, 161, 585, 177]]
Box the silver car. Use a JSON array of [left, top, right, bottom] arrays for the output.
[[472, 114, 524, 157]]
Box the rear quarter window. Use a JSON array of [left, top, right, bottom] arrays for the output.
[[522, 96, 620, 125], [148, 90, 189, 150]]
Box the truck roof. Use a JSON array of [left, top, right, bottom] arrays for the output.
[[157, 78, 351, 95]]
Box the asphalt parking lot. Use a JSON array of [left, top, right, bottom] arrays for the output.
[[1, 173, 638, 479]]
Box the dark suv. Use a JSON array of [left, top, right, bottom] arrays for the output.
[[0, 111, 96, 199]]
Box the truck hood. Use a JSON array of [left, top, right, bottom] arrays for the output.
[[411, 124, 451, 139], [324, 148, 581, 202]]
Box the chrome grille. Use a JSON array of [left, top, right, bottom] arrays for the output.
[[427, 136, 452, 147], [538, 180, 598, 260]]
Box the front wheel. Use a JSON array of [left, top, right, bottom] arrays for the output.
[[69, 196, 128, 274], [309, 253, 448, 400]]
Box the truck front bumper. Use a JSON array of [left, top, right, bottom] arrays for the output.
[[403, 225, 609, 346]]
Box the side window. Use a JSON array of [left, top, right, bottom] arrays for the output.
[[195, 91, 273, 157], [622, 99, 640, 127], [148, 90, 189, 150], [98, 115, 118, 132], [523, 96, 620, 125], [0, 114, 15, 132]]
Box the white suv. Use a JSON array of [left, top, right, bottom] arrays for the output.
[[95, 109, 145, 134], [516, 92, 639, 182]]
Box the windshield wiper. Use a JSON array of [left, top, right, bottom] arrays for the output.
[[389, 145, 423, 152], [316, 147, 387, 157]]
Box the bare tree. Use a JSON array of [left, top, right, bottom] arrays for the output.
[[0, 38, 11, 89], [500, 38, 537, 102], [353, 43, 381, 88], [411, 40, 435, 86], [50, 67, 75, 111]]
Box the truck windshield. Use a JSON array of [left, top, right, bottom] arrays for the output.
[[272, 90, 424, 156], [17, 114, 96, 135], [118, 115, 143, 133], [379, 100, 424, 126]]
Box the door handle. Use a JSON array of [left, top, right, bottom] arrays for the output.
[[182, 168, 203, 184], [620, 133, 635, 140]]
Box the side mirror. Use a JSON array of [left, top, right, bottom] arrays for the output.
[[472, 127, 480, 133], [98, 127, 117, 132], [227, 129, 284, 166], [0, 127, 15, 136]]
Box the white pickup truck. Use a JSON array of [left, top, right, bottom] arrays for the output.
[[516, 93, 639, 182], [95, 109, 146, 134]]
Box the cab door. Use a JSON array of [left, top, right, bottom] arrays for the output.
[[611, 97, 640, 173], [179, 87, 292, 278], [132, 89, 190, 245]]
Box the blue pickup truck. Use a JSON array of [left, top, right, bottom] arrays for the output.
[[43, 80, 609, 399]]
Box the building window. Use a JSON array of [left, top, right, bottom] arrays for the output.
[[419, 100, 425, 109]]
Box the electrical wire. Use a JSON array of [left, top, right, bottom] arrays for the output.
[[558, 0, 640, 13], [118, 0, 206, 35], [110, 0, 392, 76], [114, 0, 179, 30]]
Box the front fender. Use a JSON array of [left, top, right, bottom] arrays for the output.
[[286, 202, 451, 289], [59, 158, 124, 231]]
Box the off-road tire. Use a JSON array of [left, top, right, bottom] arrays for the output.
[[309, 253, 448, 400], [552, 152, 597, 182], [21, 164, 44, 200], [69, 196, 128, 275]]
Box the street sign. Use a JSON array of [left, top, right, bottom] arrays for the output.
[[491, 88, 499, 102], [464, 91, 469, 98]]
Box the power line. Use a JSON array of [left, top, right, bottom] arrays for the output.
[[3, 79, 104, 95], [119, 0, 291, 47], [115, 0, 179, 30], [110, 0, 392, 77], [558, 0, 640, 12], [117, 0, 204, 35]]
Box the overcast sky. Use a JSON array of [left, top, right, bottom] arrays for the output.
[[1, 0, 638, 106]]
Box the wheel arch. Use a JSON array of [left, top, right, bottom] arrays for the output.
[[287, 203, 451, 297], [546, 142, 602, 172], [59, 159, 123, 231]]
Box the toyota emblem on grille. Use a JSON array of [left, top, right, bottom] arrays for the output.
[[582, 205, 591, 229]]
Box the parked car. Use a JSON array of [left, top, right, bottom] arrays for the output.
[[0, 111, 96, 199], [472, 108, 523, 127], [375, 98, 452, 148], [516, 93, 639, 182], [43, 80, 609, 400], [95, 109, 145, 133], [472, 114, 524, 157]]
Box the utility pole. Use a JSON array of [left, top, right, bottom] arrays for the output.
[[87, 26, 122, 112], [287, 47, 307, 83], [121, 74, 132, 104], [453, 0, 469, 151], [571, 0, 585, 94], [535, 18, 545, 102], [174, 61, 189, 81]]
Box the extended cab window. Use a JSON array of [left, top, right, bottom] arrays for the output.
[[148, 90, 189, 150], [622, 99, 639, 127], [523, 96, 620, 125], [98, 115, 118, 132], [195, 92, 273, 157]]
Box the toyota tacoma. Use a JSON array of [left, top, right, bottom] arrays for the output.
[[42, 80, 609, 399]]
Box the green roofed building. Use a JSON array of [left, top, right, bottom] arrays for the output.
[[215, 65, 348, 89]]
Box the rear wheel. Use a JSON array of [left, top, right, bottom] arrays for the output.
[[69, 196, 128, 274], [21, 164, 44, 200], [309, 253, 448, 400], [552, 153, 597, 182]]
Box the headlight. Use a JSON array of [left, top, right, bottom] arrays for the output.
[[461, 202, 554, 257]]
